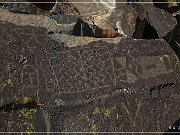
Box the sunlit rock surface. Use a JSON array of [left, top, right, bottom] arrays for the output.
[[0, 0, 179, 133], [0, 20, 179, 132]]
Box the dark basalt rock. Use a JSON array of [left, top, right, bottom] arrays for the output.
[[0, 21, 179, 103], [0, 0, 177, 40], [114, 1, 177, 38], [140, 3, 177, 38], [0, 1, 179, 133], [1, 0, 80, 16], [47, 89, 180, 132], [0, 20, 179, 132], [71, 0, 177, 39], [51, 14, 79, 25], [50, 14, 81, 35], [1, 0, 47, 15], [108, 2, 138, 37], [6, 3, 39, 14]]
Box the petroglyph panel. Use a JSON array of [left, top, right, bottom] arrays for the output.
[[0, 21, 179, 104], [39, 44, 115, 94]]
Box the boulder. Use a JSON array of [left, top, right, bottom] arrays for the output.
[[0, 1, 179, 133], [0, 20, 179, 132]]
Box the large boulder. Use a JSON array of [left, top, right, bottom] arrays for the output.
[[0, 19, 179, 133], [0, 0, 179, 133]]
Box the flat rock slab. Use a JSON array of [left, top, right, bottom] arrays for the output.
[[0, 20, 179, 103], [0, 20, 179, 132], [47, 91, 180, 132]]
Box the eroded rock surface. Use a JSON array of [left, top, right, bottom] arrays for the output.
[[0, 0, 180, 134], [0, 20, 179, 133]]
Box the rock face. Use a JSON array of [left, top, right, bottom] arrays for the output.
[[67, 0, 177, 38], [0, 0, 177, 38], [0, 0, 180, 134], [140, 3, 177, 38], [0, 20, 179, 132]]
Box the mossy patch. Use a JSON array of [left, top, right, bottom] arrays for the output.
[[93, 107, 100, 115], [18, 108, 37, 134], [16, 97, 32, 104], [160, 55, 170, 62]]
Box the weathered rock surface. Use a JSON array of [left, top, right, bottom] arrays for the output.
[[0, 1, 179, 134], [68, 0, 177, 38], [0, 19, 179, 133], [0, 0, 177, 38], [0, 8, 120, 38], [140, 3, 177, 38], [0, 8, 82, 35]]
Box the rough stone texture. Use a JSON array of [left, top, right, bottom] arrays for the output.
[[0, 1, 179, 134], [140, 3, 177, 38], [0, 8, 81, 35], [5, 3, 40, 14], [68, 0, 117, 29], [50, 14, 81, 35], [47, 92, 180, 132], [1, 0, 80, 16], [49, 34, 122, 47], [51, 14, 79, 25], [0, 0, 49, 15], [52, 2, 80, 16], [0, 1, 177, 38], [0, 8, 120, 38], [68, 0, 177, 38], [108, 2, 138, 37], [0, 20, 179, 132]]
